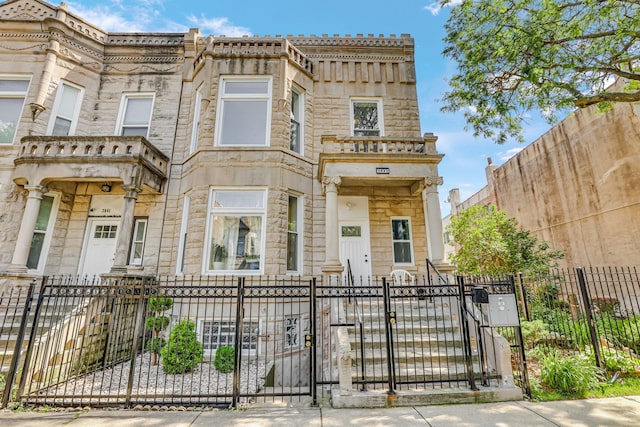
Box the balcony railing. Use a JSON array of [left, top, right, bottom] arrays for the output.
[[17, 136, 168, 176], [321, 134, 438, 155]]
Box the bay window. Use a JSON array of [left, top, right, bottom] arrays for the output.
[[215, 77, 272, 146], [206, 189, 266, 273]]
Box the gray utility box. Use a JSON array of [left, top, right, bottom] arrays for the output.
[[487, 294, 520, 327]]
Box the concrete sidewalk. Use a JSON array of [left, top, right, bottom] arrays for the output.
[[2, 396, 640, 427]]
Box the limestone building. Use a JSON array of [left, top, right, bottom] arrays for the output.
[[0, 0, 447, 283]]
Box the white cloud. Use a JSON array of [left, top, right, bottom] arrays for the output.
[[497, 147, 524, 162], [424, 0, 463, 16], [67, 3, 146, 32], [187, 15, 251, 37]]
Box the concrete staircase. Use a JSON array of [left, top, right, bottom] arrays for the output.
[[346, 296, 474, 387], [332, 295, 523, 407]]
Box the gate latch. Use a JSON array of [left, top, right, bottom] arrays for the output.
[[304, 334, 313, 348], [387, 311, 396, 324]]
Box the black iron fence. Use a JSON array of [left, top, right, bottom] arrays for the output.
[[1, 272, 526, 408], [519, 267, 640, 370]]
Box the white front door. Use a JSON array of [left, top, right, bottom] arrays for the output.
[[338, 196, 372, 281], [79, 219, 120, 277], [339, 220, 372, 281]]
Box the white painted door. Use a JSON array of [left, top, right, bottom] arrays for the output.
[[79, 219, 119, 277], [339, 220, 372, 281]]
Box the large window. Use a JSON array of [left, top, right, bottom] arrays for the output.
[[27, 194, 58, 272], [47, 81, 83, 136], [190, 86, 203, 154], [0, 77, 29, 144], [290, 88, 303, 153], [351, 98, 383, 136], [215, 77, 272, 146], [287, 194, 301, 273], [391, 218, 414, 265], [128, 217, 148, 266], [206, 189, 266, 273], [116, 94, 154, 137]]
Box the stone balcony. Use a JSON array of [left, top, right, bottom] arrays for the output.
[[13, 136, 169, 193], [319, 134, 444, 192]]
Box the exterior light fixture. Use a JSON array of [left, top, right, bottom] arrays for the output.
[[101, 182, 112, 193]]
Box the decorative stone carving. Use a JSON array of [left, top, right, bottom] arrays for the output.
[[424, 176, 444, 186], [321, 176, 341, 194]]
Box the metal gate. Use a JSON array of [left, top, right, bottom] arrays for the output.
[[10, 275, 316, 407], [3, 272, 527, 408], [317, 270, 529, 396]]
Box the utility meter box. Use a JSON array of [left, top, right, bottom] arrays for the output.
[[487, 294, 519, 326]]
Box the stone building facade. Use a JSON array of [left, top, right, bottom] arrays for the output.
[[0, 0, 447, 284], [445, 102, 640, 268]]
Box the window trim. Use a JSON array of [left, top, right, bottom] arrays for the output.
[[176, 194, 190, 275], [391, 217, 414, 266], [128, 217, 148, 266], [286, 193, 303, 274], [290, 86, 303, 154], [0, 75, 31, 145], [27, 192, 60, 273], [46, 80, 83, 136], [189, 86, 203, 155], [114, 93, 155, 138], [214, 76, 273, 147], [350, 97, 384, 137], [203, 187, 268, 275]]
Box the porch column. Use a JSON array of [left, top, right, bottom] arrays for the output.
[[321, 176, 343, 273], [110, 184, 141, 273], [423, 176, 445, 263], [7, 185, 48, 273]]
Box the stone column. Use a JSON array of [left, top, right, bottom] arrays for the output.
[[423, 176, 445, 263], [321, 176, 343, 273], [7, 185, 48, 273], [110, 184, 141, 272]]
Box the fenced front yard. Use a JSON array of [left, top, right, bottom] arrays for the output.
[[1, 271, 528, 408], [520, 267, 640, 371]]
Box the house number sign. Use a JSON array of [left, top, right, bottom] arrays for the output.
[[376, 167, 390, 174]]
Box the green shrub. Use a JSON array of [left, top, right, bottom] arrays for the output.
[[149, 296, 173, 312], [600, 348, 640, 374], [145, 316, 171, 331], [145, 337, 166, 354], [161, 320, 203, 374], [214, 346, 235, 373], [521, 319, 549, 349], [597, 315, 640, 354], [540, 349, 605, 396], [146, 295, 173, 365]]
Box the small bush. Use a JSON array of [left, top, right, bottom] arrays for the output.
[[540, 350, 605, 396], [145, 316, 171, 331], [161, 320, 203, 374], [149, 296, 174, 312], [600, 348, 640, 374], [214, 346, 235, 373], [521, 319, 549, 349], [145, 337, 166, 354]]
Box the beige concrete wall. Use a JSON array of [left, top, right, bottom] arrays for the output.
[[492, 102, 640, 267]]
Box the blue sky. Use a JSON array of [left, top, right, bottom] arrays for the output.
[[64, 0, 554, 215]]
